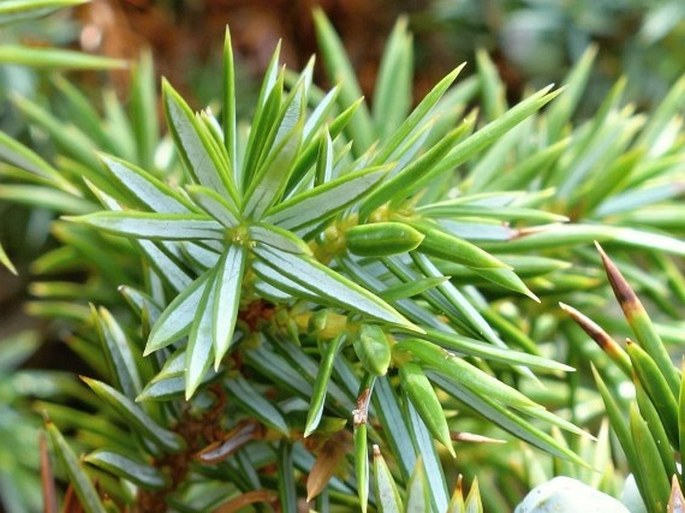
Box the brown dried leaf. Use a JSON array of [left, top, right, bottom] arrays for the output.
[[306, 432, 350, 502], [62, 484, 85, 513], [450, 432, 506, 444], [559, 301, 632, 376], [40, 434, 58, 513], [668, 475, 685, 513], [448, 474, 466, 513], [195, 420, 264, 465], [213, 490, 278, 513]]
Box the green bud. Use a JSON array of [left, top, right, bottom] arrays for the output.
[[353, 324, 392, 376], [414, 223, 506, 269], [346, 222, 424, 257], [307, 309, 347, 340], [308, 309, 329, 336], [399, 362, 455, 457]]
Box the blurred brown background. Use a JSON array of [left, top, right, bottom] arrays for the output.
[[74, 0, 449, 102]]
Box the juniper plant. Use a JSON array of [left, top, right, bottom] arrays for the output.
[[2, 4, 685, 513], [562, 243, 685, 513]]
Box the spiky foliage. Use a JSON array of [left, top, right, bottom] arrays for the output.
[[0, 0, 123, 275], [0, 331, 45, 512], [2, 6, 685, 513], [562, 244, 685, 513]]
